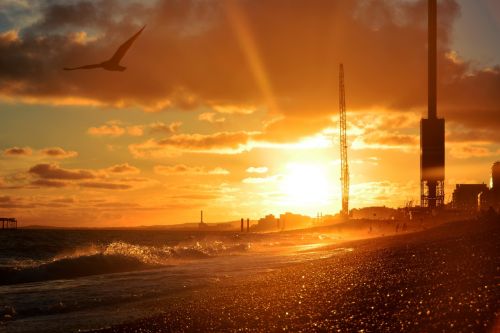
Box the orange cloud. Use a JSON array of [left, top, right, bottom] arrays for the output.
[[149, 121, 182, 135], [0, 30, 19, 44], [154, 164, 230, 176], [31, 179, 68, 188], [89, 121, 184, 138], [80, 182, 132, 190], [130, 131, 252, 157], [449, 143, 499, 159], [0, 0, 496, 143], [40, 147, 78, 159], [3, 146, 32, 156], [198, 112, 226, 123], [106, 163, 140, 175], [29, 163, 95, 180], [87, 123, 126, 137]]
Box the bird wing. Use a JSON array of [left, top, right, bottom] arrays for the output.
[[108, 25, 145, 65], [63, 63, 103, 70]]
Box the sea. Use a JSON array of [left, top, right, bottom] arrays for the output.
[[0, 228, 346, 333]]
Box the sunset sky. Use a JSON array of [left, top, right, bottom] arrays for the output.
[[0, 0, 499, 227]]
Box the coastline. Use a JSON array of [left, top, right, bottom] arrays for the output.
[[93, 218, 500, 332]]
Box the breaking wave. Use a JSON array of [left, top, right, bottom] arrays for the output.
[[0, 241, 251, 285]]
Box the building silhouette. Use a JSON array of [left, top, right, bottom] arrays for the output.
[[451, 184, 488, 212], [479, 162, 500, 213]]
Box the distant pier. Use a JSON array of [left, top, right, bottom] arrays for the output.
[[1, 218, 17, 230]]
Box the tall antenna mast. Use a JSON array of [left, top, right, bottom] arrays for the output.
[[339, 64, 349, 218]]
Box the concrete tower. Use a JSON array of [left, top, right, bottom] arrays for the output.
[[420, 0, 445, 209]]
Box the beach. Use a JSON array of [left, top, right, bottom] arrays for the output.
[[92, 218, 499, 332]]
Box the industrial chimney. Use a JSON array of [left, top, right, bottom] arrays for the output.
[[420, 0, 445, 209]]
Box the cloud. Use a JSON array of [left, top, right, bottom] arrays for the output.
[[212, 104, 256, 115], [3, 146, 32, 156], [87, 121, 145, 137], [198, 112, 225, 123], [449, 143, 499, 159], [126, 126, 144, 137], [246, 166, 268, 174], [149, 121, 182, 135], [0, 30, 19, 43], [242, 175, 280, 184], [154, 164, 230, 176], [80, 182, 132, 190], [89, 121, 183, 138], [0, 0, 496, 140], [106, 163, 140, 174], [361, 131, 419, 148], [31, 179, 68, 188], [350, 181, 417, 207], [3, 146, 79, 159], [40, 147, 78, 159], [87, 123, 126, 137], [130, 131, 252, 157], [256, 116, 332, 143], [29, 163, 95, 180], [160, 132, 251, 151]]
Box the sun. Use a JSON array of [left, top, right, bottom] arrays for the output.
[[279, 163, 334, 209]]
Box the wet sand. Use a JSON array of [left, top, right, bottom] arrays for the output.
[[95, 218, 499, 332]]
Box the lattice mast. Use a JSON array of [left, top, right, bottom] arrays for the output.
[[339, 64, 349, 217]]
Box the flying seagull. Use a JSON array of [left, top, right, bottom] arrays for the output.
[[64, 25, 145, 71]]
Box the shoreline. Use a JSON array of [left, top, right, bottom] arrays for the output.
[[92, 218, 500, 332]]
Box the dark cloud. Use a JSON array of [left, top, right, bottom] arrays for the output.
[[80, 181, 132, 190], [29, 163, 95, 180], [31, 179, 68, 187], [0, 0, 498, 141]]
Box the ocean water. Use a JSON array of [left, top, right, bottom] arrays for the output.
[[0, 228, 344, 333]]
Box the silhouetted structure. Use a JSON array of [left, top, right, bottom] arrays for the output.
[[339, 64, 350, 218], [246, 218, 250, 232], [351, 206, 399, 220], [1, 218, 17, 230], [479, 162, 500, 213], [421, 0, 445, 209], [198, 210, 207, 229], [279, 212, 312, 230], [451, 184, 488, 212], [241, 218, 244, 232], [253, 214, 277, 232]]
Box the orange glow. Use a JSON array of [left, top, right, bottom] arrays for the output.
[[224, 0, 278, 113], [279, 163, 335, 210]]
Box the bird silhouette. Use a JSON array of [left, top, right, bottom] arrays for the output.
[[64, 26, 145, 72]]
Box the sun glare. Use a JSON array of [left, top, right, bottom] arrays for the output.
[[279, 163, 333, 209]]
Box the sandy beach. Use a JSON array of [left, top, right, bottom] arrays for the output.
[[92, 218, 499, 332]]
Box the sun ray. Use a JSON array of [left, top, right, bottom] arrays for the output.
[[223, 1, 278, 113]]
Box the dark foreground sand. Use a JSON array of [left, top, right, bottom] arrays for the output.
[[95, 218, 499, 332]]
